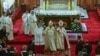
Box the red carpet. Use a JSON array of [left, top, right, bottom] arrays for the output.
[[82, 11, 100, 42], [70, 11, 100, 56], [8, 10, 100, 56]]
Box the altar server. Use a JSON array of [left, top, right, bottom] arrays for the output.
[[44, 20, 57, 52], [34, 22, 45, 53], [56, 20, 67, 50], [34, 22, 45, 45], [22, 11, 30, 35], [29, 10, 37, 35]]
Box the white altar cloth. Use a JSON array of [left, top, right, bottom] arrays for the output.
[[36, 10, 80, 16]]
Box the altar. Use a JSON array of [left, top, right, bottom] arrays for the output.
[[35, 0, 80, 27]]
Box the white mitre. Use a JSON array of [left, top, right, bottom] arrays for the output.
[[58, 20, 64, 26], [48, 20, 53, 26]]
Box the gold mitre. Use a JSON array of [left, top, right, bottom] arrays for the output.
[[58, 20, 64, 26], [48, 20, 53, 26]]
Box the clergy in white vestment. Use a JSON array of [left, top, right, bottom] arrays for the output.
[[29, 10, 37, 35], [34, 22, 45, 53], [22, 11, 30, 35], [34, 22, 45, 45], [5, 14, 13, 40], [44, 20, 57, 52], [56, 20, 66, 50]]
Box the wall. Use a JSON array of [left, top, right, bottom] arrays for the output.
[[0, 0, 99, 16], [15, 0, 40, 10], [77, 0, 98, 10]]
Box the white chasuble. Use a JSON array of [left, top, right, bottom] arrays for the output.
[[56, 27, 66, 50], [44, 27, 57, 51], [34, 27, 45, 45], [5, 16, 13, 40], [22, 13, 30, 34]]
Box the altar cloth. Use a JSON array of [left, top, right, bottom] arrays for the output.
[[36, 10, 80, 16]]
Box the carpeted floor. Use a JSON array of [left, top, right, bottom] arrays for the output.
[[82, 11, 100, 42], [8, 10, 100, 56], [70, 11, 100, 56]]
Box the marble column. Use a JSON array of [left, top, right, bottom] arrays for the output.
[[74, 0, 77, 9], [40, 0, 45, 10], [40, 0, 42, 6], [67, 0, 70, 10], [46, 0, 49, 10]]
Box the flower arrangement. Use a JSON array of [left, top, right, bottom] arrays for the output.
[[71, 19, 82, 32]]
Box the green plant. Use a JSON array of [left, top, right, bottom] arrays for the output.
[[71, 22, 82, 32]]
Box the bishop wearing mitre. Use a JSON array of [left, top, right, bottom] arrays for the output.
[[44, 20, 57, 52], [56, 20, 67, 50]]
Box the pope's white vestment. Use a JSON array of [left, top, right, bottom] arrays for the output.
[[34, 26, 45, 45], [5, 16, 13, 40], [22, 13, 30, 35], [29, 13, 37, 35], [44, 26, 57, 51], [56, 27, 66, 50]]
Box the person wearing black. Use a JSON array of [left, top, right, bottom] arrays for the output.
[[21, 3, 26, 13], [0, 26, 9, 41], [0, 45, 6, 56], [82, 48, 88, 56], [28, 50, 35, 56], [0, 40, 6, 56], [75, 36, 83, 56], [6, 46, 17, 56], [0, 45, 3, 56], [27, 39, 35, 54], [95, 41, 100, 56], [0, 39, 6, 48], [84, 40, 92, 56]]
